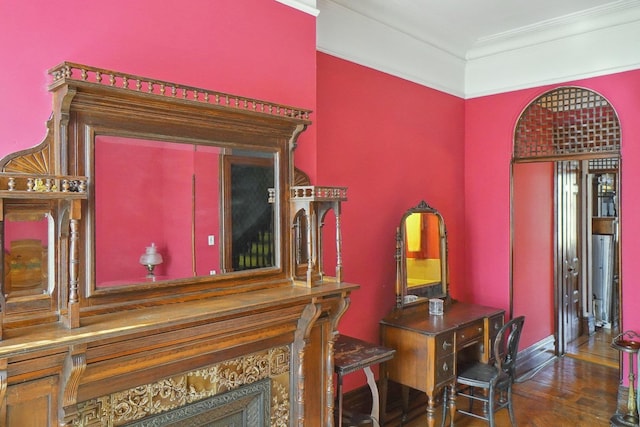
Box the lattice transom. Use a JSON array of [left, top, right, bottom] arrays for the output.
[[514, 87, 620, 161]]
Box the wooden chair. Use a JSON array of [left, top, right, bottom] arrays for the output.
[[443, 316, 525, 427]]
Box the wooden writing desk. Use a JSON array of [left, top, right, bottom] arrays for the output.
[[334, 335, 395, 427], [379, 302, 504, 427]]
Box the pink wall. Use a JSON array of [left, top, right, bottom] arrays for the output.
[[512, 162, 555, 349], [466, 70, 640, 343], [0, 0, 317, 172], [3, 0, 640, 396], [316, 53, 466, 341]]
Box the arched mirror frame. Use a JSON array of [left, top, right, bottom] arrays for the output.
[[395, 200, 449, 309]]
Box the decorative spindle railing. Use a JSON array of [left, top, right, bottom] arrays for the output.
[[290, 186, 348, 202], [48, 62, 312, 121], [0, 174, 87, 198]]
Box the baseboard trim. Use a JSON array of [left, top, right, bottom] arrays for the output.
[[516, 335, 557, 382]]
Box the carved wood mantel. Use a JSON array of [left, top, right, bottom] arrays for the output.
[[0, 63, 357, 426]]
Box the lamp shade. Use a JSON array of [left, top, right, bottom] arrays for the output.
[[140, 243, 163, 266]]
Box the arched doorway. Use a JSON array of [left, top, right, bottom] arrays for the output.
[[511, 86, 621, 367]]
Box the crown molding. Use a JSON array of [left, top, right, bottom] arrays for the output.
[[465, 17, 640, 98], [276, 0, 319, 16], [467, 0, 640, 59], [317, 0, 640, 98], [316, 0, 466, 97]]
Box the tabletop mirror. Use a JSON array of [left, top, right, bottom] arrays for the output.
[[395, 200, 449, 308]]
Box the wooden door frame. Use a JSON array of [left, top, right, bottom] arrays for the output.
[[554, 160, 583, 355], [510, 155, 622, 360]]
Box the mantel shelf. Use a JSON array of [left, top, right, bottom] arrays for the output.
[[0, 281, 358, 359], [0, 190, 87, 200]]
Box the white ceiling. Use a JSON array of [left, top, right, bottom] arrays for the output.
[[324, 0, 631, 60], [277, 0, 640, 97]]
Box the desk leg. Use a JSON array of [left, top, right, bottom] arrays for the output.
[[447, 385, 456, 427], [426, 395, 437, 427], [363, 366, 379, 425], [401, 385, 409, 422], [337, 373, 344, 427], [379, 363, 388, 425]]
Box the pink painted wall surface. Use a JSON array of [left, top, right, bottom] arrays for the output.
[[316, 52, 465, 390], [465, 70, 640, 346], [0, 0, 317, 175], [316, 52, 466, 341], [512, 162, 555, 349], [2, 0, 640, 397]]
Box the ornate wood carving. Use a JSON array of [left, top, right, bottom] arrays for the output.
[[73, 347, 289, 427], [4, 143, 51, 175], [0, 62, 357, 426], [65, 200, 81, 328], [290, 186, 348, 287], [291, 302, 321, 426], [59, 344, 87, 426], [514, 87, 621, 161], [49, 63, 311, 121]]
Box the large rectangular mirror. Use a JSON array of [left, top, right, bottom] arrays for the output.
[[94, 136, 278, 288]]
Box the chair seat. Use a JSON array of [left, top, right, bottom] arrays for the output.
[[457, 363, 509, 388]]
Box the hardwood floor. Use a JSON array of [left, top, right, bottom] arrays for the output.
[[566, 326, 619, 368], [403, 356, 619, 426]]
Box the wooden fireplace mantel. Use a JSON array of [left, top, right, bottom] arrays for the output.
[[0, 280, 356, 426], [0, 63, 356, 427]]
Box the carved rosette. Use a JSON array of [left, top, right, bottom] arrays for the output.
[[73, 346, 290, 427]]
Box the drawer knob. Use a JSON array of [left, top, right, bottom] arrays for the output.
[[478, 327, 483, 333], [442, 341, 452, 350], [442, 362, 449, 372]]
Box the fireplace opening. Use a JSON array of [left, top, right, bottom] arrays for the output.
[[125, 379, 271, 426]]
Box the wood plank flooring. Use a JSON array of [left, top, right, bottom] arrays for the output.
[[404, 356, 620, 426], [566, 327, 619, 368]]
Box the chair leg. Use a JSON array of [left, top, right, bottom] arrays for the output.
[[507, 384, 517, 427], [488, 386, 496, 427], [440, 387, 448, 427]]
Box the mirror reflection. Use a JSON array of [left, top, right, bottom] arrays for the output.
[[94, 136, 277, 287], [405, 212, 441, 287], [3, 206, 53, 297], [396, 201, 448, 308]]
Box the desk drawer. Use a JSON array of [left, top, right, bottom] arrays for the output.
[[456, 320, 484, 348], [435, 332, 455, 357], [487, 314, 504, 360], [489, 314, 504, 338], [435, 354, 455, 385]]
